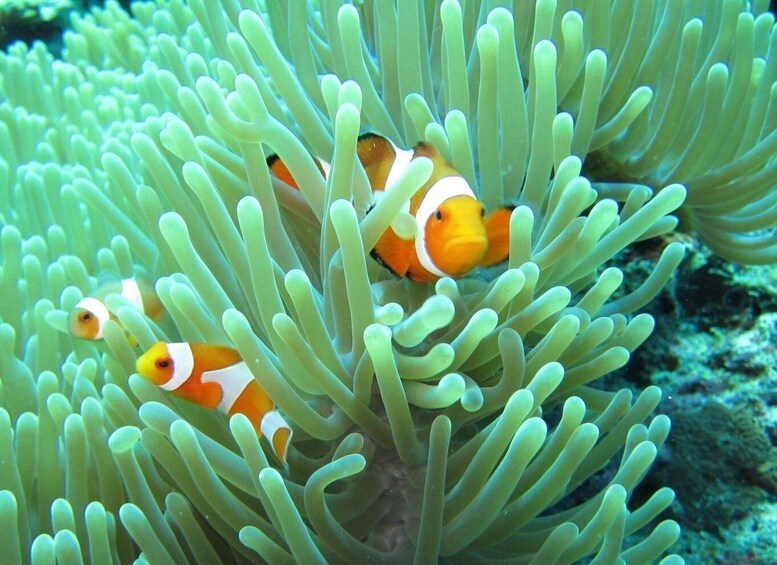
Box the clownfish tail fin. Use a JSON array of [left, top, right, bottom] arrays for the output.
[[480, 205, 515, 267], [261, 409, 293, 464], [267, 153, 329, 190], [266, 153, 300, 190]]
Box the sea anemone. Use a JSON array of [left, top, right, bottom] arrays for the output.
[[2, 0, 773, 562]]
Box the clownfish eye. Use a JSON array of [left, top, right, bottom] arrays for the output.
[[155, 358, 171, 370], [79, 311, 92, 322], [435, 210, 443, 221], [480, 206, 486, 218]]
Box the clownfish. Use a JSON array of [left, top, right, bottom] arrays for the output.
[[267, 133, 514, 283], [136, 341, 292, 464], [68, 277, 163, 341]]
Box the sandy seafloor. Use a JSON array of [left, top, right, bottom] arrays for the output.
[[2, 1, 777, 563]]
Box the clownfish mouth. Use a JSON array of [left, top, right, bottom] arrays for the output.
[[443, 234, 489, 255]]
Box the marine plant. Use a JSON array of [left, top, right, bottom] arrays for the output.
[[0, 0, 773, 562]]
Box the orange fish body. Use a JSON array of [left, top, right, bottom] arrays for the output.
[[136, 341, 292, 463], [68, 277, 163, 340], [268, 133, 513, 282]]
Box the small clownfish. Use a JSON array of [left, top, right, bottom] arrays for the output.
[[267, 133, 514, 283], [68, 277, 163, 341], [136, 341, 292, 464]]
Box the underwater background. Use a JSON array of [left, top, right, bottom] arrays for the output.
[[1, 0, 776, 563]]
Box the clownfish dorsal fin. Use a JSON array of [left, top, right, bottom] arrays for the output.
[[356, 133, 396, 167], [189, 342, 243, 370], [356, 133, 398, 190], [413, 141, 459, 183], [480, 205, 515, 267], [412, 140, 438, 159], [370, 227, 414, 278]]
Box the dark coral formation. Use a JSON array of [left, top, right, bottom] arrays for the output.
[[655, 402, 777, 531]]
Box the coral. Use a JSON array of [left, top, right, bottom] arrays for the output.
[[0, 0, 81, 51], [617, 237, 777, 562], [1, 0, 773, 562], [652, 402, 776, 532]]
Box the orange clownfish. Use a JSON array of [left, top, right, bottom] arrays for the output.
[[268, 133, 514, 283], [68, 277, 163, 340], [136, 341, 292, 464]]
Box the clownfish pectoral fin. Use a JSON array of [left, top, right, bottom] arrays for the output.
[[370, 228, 414, 278], [480, 206, 515, 267], [175, 379, 224, 410], [261, 410, 293, 464], [266, 154, 328, 190]]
